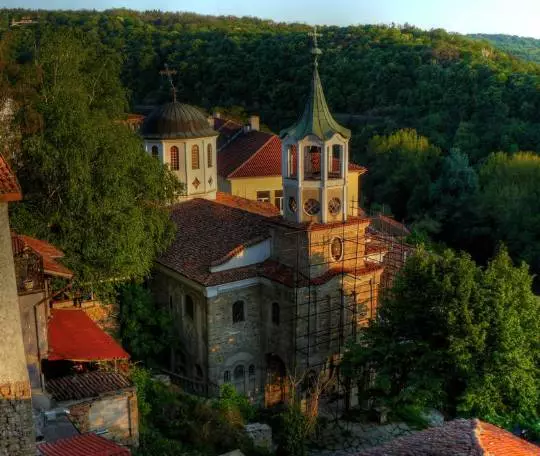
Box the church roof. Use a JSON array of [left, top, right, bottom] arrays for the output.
[[356, 419, 540, 456], [218, 128, 365, 180], [141, 101, 218, 140], [0, 153, 22, 202], [280, 63, 351, 142]]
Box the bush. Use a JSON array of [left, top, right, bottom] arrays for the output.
[[214, 383, 256, 424]]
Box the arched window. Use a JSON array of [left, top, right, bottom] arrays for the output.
[[207, 144, 213, 168], [248, 364, 255, 377], [185, 295, 194, 320], [233, 301, 245, 323], [195, 364, 203, 379], [170, 146, 179, 170], [151, 145, 159, 159], [272, 302, 280, 326], [224, 370, 231, 383], [191, 145, 200, 170], [234, 365, 245, 380]]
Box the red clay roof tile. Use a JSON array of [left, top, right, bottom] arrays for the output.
[[0, 153, 22, 202], [46, 371, 132, 402], [38, 433, 130, 456], [356, 419, 539, 456], [13, 233, 73, 278], [48, 309, 129, 361]]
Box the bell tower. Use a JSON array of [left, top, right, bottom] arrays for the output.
[[280, 27, 351, 225]]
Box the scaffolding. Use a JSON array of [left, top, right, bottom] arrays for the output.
[[277, 200, 412, 412]]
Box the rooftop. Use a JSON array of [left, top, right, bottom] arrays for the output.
[[38, 433, 130, 456], [48, 309, 130, 361], [141, 101, 218, 140], [12, 233, 73, 278], [357, 419, 540, 456], [46, 371, 132, 402], [218, 127, 366, 180], [0, 153, 22, 202]]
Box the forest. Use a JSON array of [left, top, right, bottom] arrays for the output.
[[5, 8, 539, 283], [0, 9, 539, 454], [469, 33, 540, 64]]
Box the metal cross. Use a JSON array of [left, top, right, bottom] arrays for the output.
[[159, 63, 178, 102], [308, 25, 322, 49]]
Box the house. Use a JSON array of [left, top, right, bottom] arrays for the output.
[[144, 37, 395, 408], [357, 418, 540, 456], [38, 433, 131, 456]]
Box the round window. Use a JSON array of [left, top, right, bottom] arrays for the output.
[[328, 197, 341, 215], [303, 198, 321, 216], [331, 237, 344, 261], [288, 197, 297, 213]]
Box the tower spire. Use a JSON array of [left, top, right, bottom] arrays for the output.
[[159, 63, 178, 103]]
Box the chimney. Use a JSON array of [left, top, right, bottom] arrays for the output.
[[249, 115, 260, 131], [207, 115, 215, 129], [214, 111, 221, 119]]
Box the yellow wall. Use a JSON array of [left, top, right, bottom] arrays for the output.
[[224, 173, 362, 215]]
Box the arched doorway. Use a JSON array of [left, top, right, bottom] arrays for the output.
[[265, 353, 287, 407]]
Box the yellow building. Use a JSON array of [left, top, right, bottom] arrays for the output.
[[215, 116, 366, 214]]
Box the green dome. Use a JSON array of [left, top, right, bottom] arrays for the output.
[[142, 102, 218, 140]]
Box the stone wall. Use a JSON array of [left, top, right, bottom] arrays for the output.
[[0, 203, 36, 456], [66, 389, 138, 446], [150, 268, 208, 380]]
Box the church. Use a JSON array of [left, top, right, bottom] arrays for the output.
[[140, 35, 401, 406]]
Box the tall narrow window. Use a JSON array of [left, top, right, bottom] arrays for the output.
[[185, 295, 194, 320], [224, 370, 231, 383], [151, 145, 159, 159], [272, 302, 280, 326], [170, 146, 180, 170], [233, 301, 245, 323], [207, 144, 213, 168], [274, 190, 283, 211], [191, 145, 200, 170]]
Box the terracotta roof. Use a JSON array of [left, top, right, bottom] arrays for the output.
[[356, 419, 539, 456], [216, 192, 281, 217], [218, 129, 366, 180], [477, 420, 540, 456], [46, 371, 132, 402], [38, 433, 130, 456], [48, 309, 129, 361], [13, 233, 73, 278], [157, 197, 272, 286], [218, 130, 276, 178], [0, 153, 22, 202]]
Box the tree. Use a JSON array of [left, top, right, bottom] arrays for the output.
[[344, 247, 540, 429], [475, 152, 540, 275], [365, 129, 441, 221], [7, 31, 181, 290]]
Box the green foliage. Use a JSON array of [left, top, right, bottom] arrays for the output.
[[344, 247, 540, 431], [366, 129, 441, 221], [214, 383, 256, 424], [279, 404, 311, 456], [469, 34, 540, 64], [117, 282, 175, 364], [475, 152, 540, 275], [5, 30, 180, 293], [131, 367, 265, 456]]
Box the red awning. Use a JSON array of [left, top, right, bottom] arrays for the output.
[[48, 309, 129, 361], [38, 433, 130, 456]]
